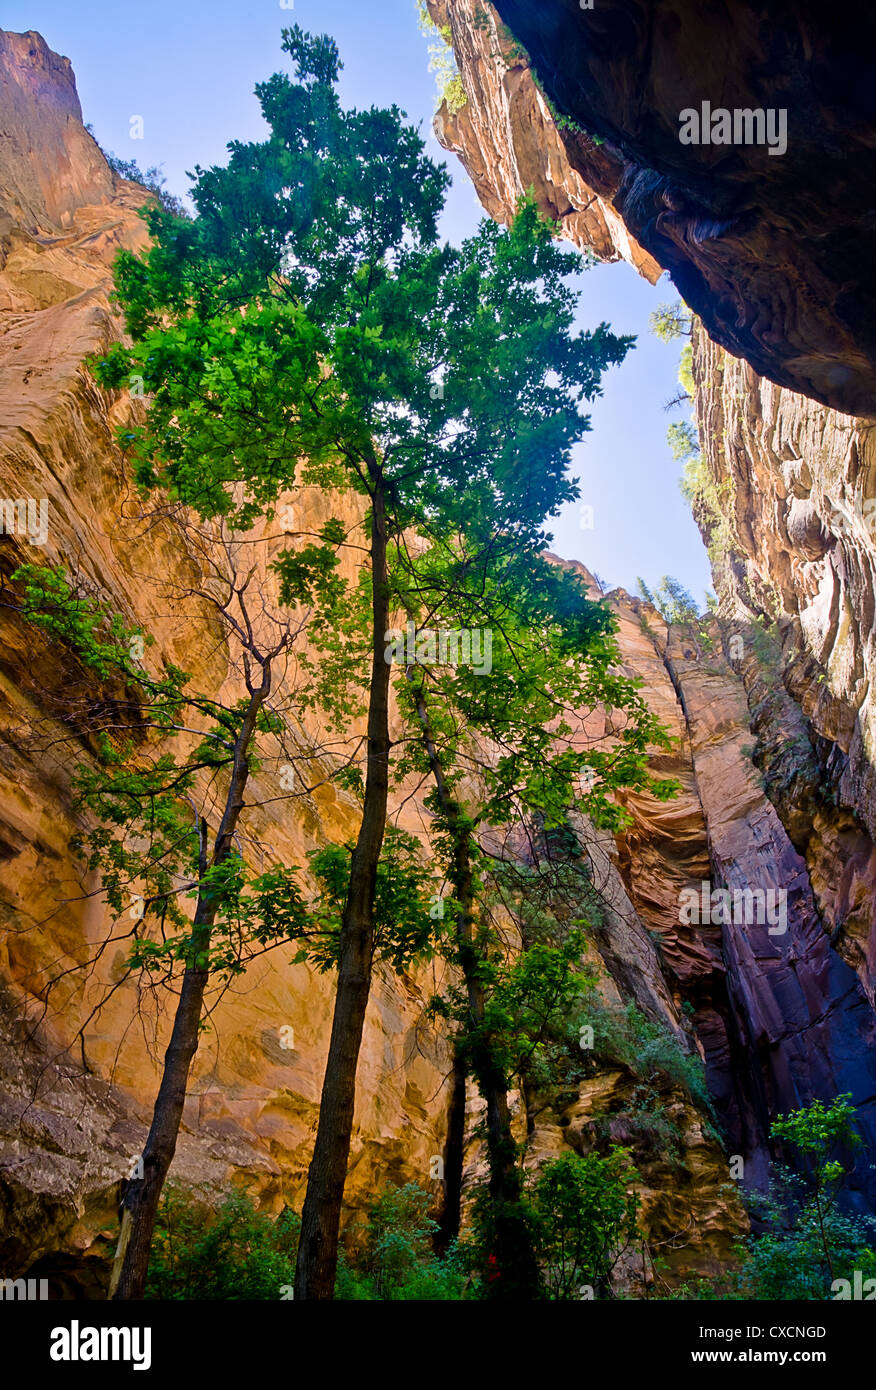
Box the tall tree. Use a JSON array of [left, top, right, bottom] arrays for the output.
[[8, 529, 442, 1299], [93, 27, 632, 1296], [8, 534, 318, 1298], [391, 549, 675, 1294]]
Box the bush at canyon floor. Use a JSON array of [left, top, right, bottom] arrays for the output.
[[141, 1096, 875, 1301], [145, 1146, 640, 1301]]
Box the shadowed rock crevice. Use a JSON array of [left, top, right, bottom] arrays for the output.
[[603, 590, 876, 1210]]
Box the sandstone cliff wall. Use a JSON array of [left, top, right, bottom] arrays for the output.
[[0, 29, 453, 1287], [433, 0, 876, 1215], [10, 14, 875, 1292], [0, 27, 756, 1290]]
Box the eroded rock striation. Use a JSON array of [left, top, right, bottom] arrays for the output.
[[0, 30, 452, 1288], [690, 329, 876, 1025], [609, 586, 876, 1211]]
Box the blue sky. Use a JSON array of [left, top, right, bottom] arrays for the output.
[[7, 0, 712, 603]]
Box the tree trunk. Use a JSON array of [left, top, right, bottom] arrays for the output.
[[436, 1049, 467, 1251], [110, 682, 268, 1299], [294, 481, 391, 1300], [412, 685, 540, 1298], [109, 934, 211, 1300]]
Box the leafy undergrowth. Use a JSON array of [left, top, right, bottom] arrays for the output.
[[144, 1095, 876, 1300]]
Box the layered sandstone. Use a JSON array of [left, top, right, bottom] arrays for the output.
[[0, 29, 116, 238], [602, 587, 876, 1210], [429, 0, 660, 281], [0, 30, 451, 1288]]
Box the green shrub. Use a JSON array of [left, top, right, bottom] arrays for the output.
[[747, 615, 783, 672], [529, 1148, 639, 1299], [649, 301, 693, 343], [733, 1095, 876, 1299], [734, 1208, 876, 1300], [146, 1181, 470, 1301], [335, 1183, 469, 1300], [496, 20, 529, 63], [667, 421, 700, 462], [145, 1187, 298, 1299], [678, 343, 696, 397], [680, 454, 735, 563], [585, 996, 714, 1118], [417, 3, 467, 113], [101, 149, 190, 218], [653, 575, 701, 626], [595, 1085, 688, 1160]]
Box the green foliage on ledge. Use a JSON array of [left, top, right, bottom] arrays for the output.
[[417, 2, 467, 113]]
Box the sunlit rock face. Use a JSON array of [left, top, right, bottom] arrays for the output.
[[4, 14, 876, 1294], [431, 0, 876, 416], [0, 28, 753, 1290], [0, 29, 116, 237], [0, 27, 452, 1289], [428, 0, 661, 281]]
